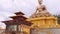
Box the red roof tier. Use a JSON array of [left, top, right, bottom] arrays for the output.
[[14, 12, 25, 15], [1, 11, 33, 26], [2, 20, 32, 26], [10, 15, 27, 20]]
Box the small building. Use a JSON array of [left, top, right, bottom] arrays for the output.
[[2, 12, 32, 34], [0, 27, 5, 34]]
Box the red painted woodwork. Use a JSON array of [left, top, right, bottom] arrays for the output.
[[1, 11, 32, 34]]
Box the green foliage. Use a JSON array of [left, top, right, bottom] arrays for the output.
[[53, 15, 60, 24]]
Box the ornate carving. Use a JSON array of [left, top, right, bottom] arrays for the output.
[[30, 0, 52, 18]]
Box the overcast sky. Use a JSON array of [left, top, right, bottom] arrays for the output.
[[0, 0, 60, 28]]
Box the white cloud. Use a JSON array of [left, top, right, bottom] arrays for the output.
[[0, 0, 60, 28], [0, 22, 6, 28], [0, 0, 13, 10], [43, 0, 60, 15], [0, 0, 38, 28]]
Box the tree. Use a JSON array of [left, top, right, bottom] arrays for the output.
[[53, 15, 60, 24]]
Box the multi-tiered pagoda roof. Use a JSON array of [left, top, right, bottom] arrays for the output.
[[2, 11, 32, 26]]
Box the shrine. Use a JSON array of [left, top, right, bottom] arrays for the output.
[[27, 0, 60, 34], [1, 12, 32, 34]]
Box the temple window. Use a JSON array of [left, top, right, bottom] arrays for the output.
[[9, 25, 22, 32], [10, 25, 17, 31], [18, 25, 21, 31]]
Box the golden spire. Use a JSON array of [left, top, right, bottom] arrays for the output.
[[30, 0, 52, 18]]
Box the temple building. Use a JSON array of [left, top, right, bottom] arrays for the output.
[[1, 12, 32, 34]]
